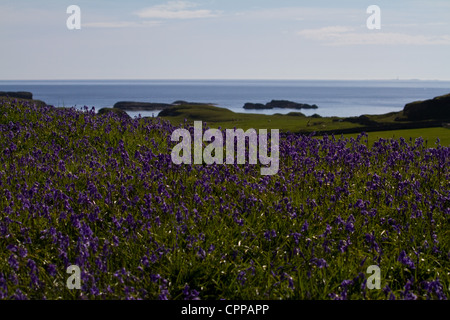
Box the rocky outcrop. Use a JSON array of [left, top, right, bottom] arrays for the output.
[[98, 107, 131, 119], [244, 100, 318, 110], [113, 101, 173, 111], [244, 103, 267, 109], [0, 91, 33, 99], [402, 93, 450, 121]]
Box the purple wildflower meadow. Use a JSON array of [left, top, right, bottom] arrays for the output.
[[0, 99, 448, 300]]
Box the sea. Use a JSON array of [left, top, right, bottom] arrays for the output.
[[1, 80, 449, 118]]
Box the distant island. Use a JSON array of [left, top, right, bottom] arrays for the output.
[[113, 100, 214, 111], [243, 100, 319, 110], [112, 99, 319, 112]]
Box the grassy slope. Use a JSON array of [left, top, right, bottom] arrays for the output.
[[1, 99, 449, 300], [159, 105, 450, 146], [159, 105, 362, 132]]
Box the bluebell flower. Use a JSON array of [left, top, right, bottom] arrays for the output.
[[398, 250, 415, 269]]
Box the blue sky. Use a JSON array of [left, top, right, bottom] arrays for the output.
[[1, 0, 449, 80]]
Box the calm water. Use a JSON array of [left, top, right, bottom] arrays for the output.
[[1, 80, 449, 118]]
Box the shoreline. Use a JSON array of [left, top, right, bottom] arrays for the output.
[[2, 79, 450, 118], [2, 91, 449, 139]]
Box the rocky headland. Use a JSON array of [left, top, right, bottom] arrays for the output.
[[400, 93, 450, 121]]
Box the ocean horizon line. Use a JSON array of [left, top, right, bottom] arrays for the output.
[[1, 78, 450, 82]]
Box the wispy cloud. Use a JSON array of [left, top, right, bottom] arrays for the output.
[[298, 26, 450, 46], [234, 6, 360, 22], [298, 26, 354, 41], [135, 1, 220, 19], [84, 21, 161, 28], [383, 22, 448, 28]]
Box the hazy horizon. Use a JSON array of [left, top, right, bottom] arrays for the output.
[[2, 78, 450, 82]]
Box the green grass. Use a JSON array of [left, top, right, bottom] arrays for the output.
[[343, 128, 450, 147], [159, 104, 450, 146], [159, 105, 364, 133]]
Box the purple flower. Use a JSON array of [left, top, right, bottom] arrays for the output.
[[183, 284, 200, 300], [401, 279, 417, 300], [196, 247, 206, 260], [112, 235, 119, 247], [288, 277, 295, 290], [46, 264, 57, 277], [382, 285, 391, 297], [301, 221, 309, 232], [237, 270, 247, 286], [342, 279, 353, 289], [159, 289, 169, 300], [264, 229, 277, 241], [90, 285, 100, 296], [321, 224, 332, 238], [141, 256, 150, 268], [421, 278, 447, 300], [6, 244, 17, 252], [18, 247, 28, 258], [398, 250, 415, 269], [151, 274, 161, 283], [11, 289, 28, 300], [354, 199, 365, 209], [58, 160, 66, 171], [338, 238, 351, 253], [8, 254, 19, 271], [345, 215, 355, 233], [311, 258, 328, 268], [150, 254, 158, 263]]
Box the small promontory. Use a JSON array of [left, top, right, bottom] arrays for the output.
[[401, 93, 450, 121], [0, 91, 47, 106], [0, 91, 33, 100]]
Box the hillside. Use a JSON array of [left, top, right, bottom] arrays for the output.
[[0, 98, 448, 300]]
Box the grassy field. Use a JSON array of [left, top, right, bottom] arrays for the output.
[[159, 104, 450, 146], [158, 104, 365, 132]]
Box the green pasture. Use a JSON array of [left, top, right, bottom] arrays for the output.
[[159, 105, 450, 146]]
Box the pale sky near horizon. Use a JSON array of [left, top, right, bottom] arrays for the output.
[[1, 0, 449, 80]]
